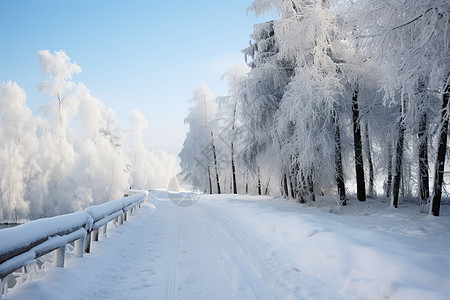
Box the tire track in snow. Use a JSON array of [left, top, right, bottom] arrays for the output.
[[197, 206, 271, 300], [199, 198, 352, 300], [165, 213, 181, 300]]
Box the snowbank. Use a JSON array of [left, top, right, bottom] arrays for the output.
[[203, 195, 450, 299]]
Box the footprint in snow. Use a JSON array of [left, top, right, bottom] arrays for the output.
[[305, 229, 318, 237]]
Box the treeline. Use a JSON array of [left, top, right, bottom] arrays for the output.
[[0, 50, 179, 222], [179, 0, 449, 215]]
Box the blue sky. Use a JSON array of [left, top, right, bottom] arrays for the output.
[[0, 0, 271, 154]]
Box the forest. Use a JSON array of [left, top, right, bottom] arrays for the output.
[[0, 50, 179, 222], [179, 0, 449, 216]]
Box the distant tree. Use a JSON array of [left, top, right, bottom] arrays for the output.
[[37, 50, 81, 133], [179, 83, 219, 194], [70, 84, 131, 208], [221, 65, 249, 194], [128, 111, 153, 190], [0, 50, 180, 220]]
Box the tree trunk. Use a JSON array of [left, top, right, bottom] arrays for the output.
[[431, 84, 449, 216], [264, 177, 271, 195], [291, 161, 300, 201], [231, 142, 237, 194], [298, 170, 306, 203], [208, 166, 212, 194], [257, 167, 262, 195], [290, 175, 296, 200], [231, 103, 238, 194], [352, 87, 366, 201], [364, 122, 375, 198], [385, 142, 393, 198], [418, 111, 429, 207], [307, 167, 315, 202], [211, 132, 221, 194], [245, 169, 249, 194], [392, 102, 406, 208], [333, 106, 346, 205], [283, 174, 289, 198], [417, 78, 430, 208], [280, 177, 283, 197], [56, 91, 64, 130]]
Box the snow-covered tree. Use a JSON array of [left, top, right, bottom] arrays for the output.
[[219, 64, 250, 194], [247, 0, 352, 202], [66, 84, 131, 210], [179, 83, 220, 194], [238, 19, 293, 196], [35, 50, 79, 215], [37, 50, 81, 133], [0, 82, 36, 220], [128, 111, 154, 190], [0, 50, 178, 221], [348, 0, 449, 214]]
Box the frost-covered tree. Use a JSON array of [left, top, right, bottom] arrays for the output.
[[0, 50, 179, 221], [214, 95, 239, 194], [67, 84, 131, 210], [0, 82, 36, 220], [349, 0, 449, 214], [36, 50, 79, 215], [37, 50, 81, 132], [332, 44, 385, 202], [248, 0, 349, 202], [179, 83, 220, 194], [239, 19, 293, 196], [220, 65, 250, 194], [128, 111, 153, 190], [125, 111, 180, 191]]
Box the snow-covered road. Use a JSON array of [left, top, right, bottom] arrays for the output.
[[6, 192, 450, 300], [85, 193, 338, 300]]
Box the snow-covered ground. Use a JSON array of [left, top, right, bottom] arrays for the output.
[[5, 192, 450, 300]]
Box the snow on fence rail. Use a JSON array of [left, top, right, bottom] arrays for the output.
[[0, 190, 149, 296], [124, 189, 145, 197]]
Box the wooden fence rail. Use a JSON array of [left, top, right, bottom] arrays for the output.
[[0, 190, 149, 297]]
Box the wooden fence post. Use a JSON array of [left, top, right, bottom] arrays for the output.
[[93, 229, 99, 242], [1, 274, 10, 297], [55, 245, 66, 268], [85, 231, 92, 253], [103, 223, 108, 237], [75, 236, 85, 258]]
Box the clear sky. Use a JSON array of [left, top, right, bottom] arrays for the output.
[[0, 0, 272, 155]]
